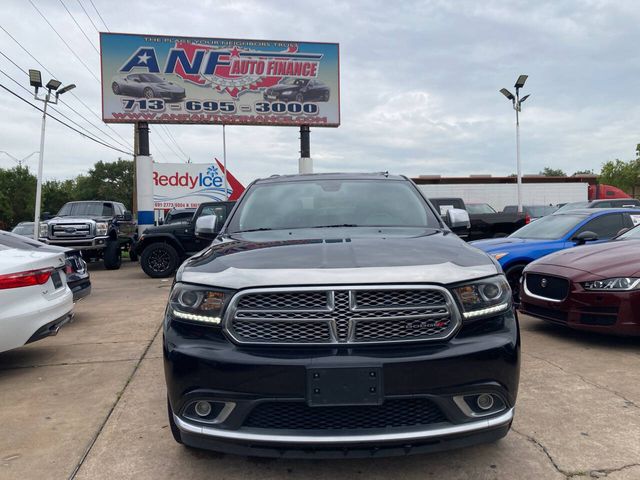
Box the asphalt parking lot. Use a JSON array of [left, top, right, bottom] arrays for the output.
[[0, 262, 639, 480]]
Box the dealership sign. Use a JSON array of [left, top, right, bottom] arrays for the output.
[[100, 33, 340, 126], [153, 159, 244, 209]]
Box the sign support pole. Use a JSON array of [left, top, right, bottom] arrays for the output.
[[223, 124, 228, 199], [136, 122, 154, 236], [299, 125, 312, 174]]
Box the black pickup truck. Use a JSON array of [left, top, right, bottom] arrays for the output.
[[428, 198, 527, 241], [134, 201, 235, 278]]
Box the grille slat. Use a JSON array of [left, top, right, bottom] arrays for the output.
[[51, 223, 92, 239], [244, 398, 447, 430], [227, 287, 458, 345]]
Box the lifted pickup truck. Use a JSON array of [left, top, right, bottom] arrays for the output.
[[164, 173, 519, 458], [428, 197, 527, 240], [134, 201, 235, 278], [39, 201, 136, 270]]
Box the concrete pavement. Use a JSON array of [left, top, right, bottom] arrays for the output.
[[1, 262, 639, 479]]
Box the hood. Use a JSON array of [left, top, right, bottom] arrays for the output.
[[143, 222, 188, 235], [154, 82, 184, 92], [470, 237, 551, 254], [178, 228, 499, 289], [269, 84, 299, 93], [48, 216, 104, 223], [534, 240, 640, 277]]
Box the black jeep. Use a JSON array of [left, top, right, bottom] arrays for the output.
[[135, 201, 235, 278]]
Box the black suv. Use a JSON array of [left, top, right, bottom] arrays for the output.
[[164, 173, 519, 458]]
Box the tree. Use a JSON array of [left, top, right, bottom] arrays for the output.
[[539, 167, 566, 176], [75, 158, 134, 208], [0, 165, 36, 227], [599, 158, 640, 194], [42, 179, 76, 216], [573, 169, 596, 175]]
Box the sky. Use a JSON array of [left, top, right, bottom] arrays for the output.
[[1, 0, 640, 188]]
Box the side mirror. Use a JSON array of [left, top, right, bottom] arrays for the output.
[[195, 214, 218, 239], [573, 230, 598, 245], [446, 208, 471, 236], [116, 211, 133, 221]]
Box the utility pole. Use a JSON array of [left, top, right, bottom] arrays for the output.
[[27, 69, 75, 239], [500, 75, 531, 214], [299, 125, 312, 174], [135, 122, 153, 236]]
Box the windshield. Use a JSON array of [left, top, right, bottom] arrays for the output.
[[555, 202, 589, 213], [617, 224, 640, 240], [510, 214, 587, 240], [467, 203, 496, 214], [280, 78, 307, 86], [57, 202, 113, 217], [527, 206, 558, 217], [139, 74, 163, 83], [227, 179, 440, 233], [11, 224, 33, 235]]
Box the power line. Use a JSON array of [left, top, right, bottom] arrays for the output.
[[0, 66, 130, 152], [59, 0, 100, 55], [0, 82, 132, 155], [89, 0, 109, 31], [77, 0, 100, 33], [149, 138, 169, 162], [153, 124, 184, 160], [28, 0, 101, 82], [0, 48, 131, 150], [0, 24, 132, 149], [160, 124, 189, 160]]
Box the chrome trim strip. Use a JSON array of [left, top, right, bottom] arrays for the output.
[[523, 282, 564, 303], [223, 284, 462, 346], [174, 408, 514, 444]]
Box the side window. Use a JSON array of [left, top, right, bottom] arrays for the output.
[[103, 203, 114, 217], [200, 206, 227, 226], [576, 214, 625, 239], [503, 206, 516, 214], [606, 190, 615, 196]]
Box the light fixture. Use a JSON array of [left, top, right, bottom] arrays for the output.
[[57, 84, 76, 95], [500, 88, 515, 101], [45, 79, 62, 91], [28, 69, 42, 88], [514, 75, 528, 88]]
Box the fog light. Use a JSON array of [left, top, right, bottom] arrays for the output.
[[477, 393, 494, 410], [194, 401, 212, 417]]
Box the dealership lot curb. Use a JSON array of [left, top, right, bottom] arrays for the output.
[[1, 262, 639, 479]]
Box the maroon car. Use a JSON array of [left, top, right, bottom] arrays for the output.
[[519, 226, 640, 336]]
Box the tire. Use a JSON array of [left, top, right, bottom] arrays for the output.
[[128, 247, 138, 262], [505, 264, 526, 305], [143, 87, 154, 99], [295, 93, 304, 103], [112, 82, 120, 94], [167, 397, 183, 444], [103, 241, 122, 270], [140, 242, 179, 278]]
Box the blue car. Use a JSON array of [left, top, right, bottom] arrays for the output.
[[471, 208, 640, 301]]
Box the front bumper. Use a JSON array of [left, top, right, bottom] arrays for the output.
[[39, 236, 109, 250], [520, 266, 640, 336], [164, 309, 520, 457]]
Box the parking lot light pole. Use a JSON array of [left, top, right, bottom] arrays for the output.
[[500, 75, 530, 214], [28, 69, 75, 239]]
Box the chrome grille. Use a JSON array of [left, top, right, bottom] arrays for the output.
[[51, 223, 92, 239], [225, 286, 460, 345]]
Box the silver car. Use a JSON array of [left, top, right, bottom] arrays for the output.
[[111, 73, 186, 101]]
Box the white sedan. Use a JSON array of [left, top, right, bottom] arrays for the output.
[[0, 238, 74, 353]]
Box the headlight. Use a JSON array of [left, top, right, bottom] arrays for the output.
[[281, 90, 293, 95], [169, 283, 228, 325], [582, 278, 640, 291], [95, 222, 108, 236], [491, 252, 509, 261], [39, 222, 48, 237], [452, 275, 511, 320]]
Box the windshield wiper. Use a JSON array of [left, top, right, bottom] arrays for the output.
[[310, 224, 361, 228], [235, 228, 273, 233]]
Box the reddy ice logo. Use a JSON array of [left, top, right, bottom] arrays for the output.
[[120, 43, 323, 99], [153, 164, 225, 189]]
